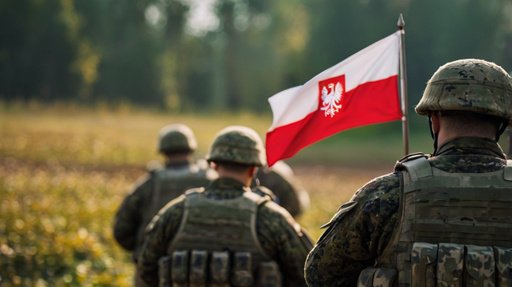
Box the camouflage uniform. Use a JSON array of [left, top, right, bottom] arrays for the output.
[[137, 126, 313, 287], [253, 161, 310, 218], [113, 124, 216, 286], [305, 137, 509, 286], [113, 159, 216, 258], [305, 59, 512, 286]]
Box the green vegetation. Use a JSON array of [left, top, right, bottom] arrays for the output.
[[0, 103, 479, 285], [1, 1, 511, 112]]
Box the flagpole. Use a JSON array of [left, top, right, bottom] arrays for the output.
[[397, 14, 410, 155]]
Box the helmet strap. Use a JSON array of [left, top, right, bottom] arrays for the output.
[[496, 120, 508, 142], [429, 115, 439, 154]]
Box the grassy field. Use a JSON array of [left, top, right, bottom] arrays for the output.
[[0, 103, 431, 286]]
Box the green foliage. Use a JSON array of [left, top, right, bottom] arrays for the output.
[[2, 1, 512, 112]]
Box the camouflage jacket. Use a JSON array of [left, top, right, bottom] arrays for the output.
[[112, 160, 214, 260], [137, 177, 313, 287], [304, 137, 508, 287]]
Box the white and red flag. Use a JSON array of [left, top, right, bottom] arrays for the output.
[[266, 31, 403, 166]]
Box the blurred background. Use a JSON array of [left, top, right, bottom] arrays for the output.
[[2, 0, 511, 114], [2, 0, 512, 286]]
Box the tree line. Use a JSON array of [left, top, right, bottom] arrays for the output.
[[1, 0, 511, 112]]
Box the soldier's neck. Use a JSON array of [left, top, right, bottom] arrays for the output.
[[216, 170, 253, 187]]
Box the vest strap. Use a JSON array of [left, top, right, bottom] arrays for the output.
[[400, 156, 432, 184]]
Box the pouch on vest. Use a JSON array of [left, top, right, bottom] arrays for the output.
[[358, 242, 512, 287], [190, 250, 208, 287], [232, 252, 253, 287], [210, 251, 230, 287], [171, 250, 189, 287]]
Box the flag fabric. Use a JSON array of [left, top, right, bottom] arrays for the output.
[[266, 31, 402, 166]]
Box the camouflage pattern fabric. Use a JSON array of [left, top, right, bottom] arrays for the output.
[[113, 160, 214, 260], [415, 59, 512, 124], [206, 126, 266, 166], [137, 177, 313, 287], [304, 137, 508, 287], [254, 161, 310, 218], [158, 124, 197, 153]]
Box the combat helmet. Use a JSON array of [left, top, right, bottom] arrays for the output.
[[158, 124, 197, 154], [206, 126, 266, 166], [415, 59, 512, 126]]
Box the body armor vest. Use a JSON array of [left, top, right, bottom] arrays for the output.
[[137, 164, 216, 253], [160, 190, 281, 287], [358, 156, 512, 287]]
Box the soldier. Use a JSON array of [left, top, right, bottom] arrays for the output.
[[113, 124, 216, 286], [137, 125, 313, 287], [305, 59, 512, 286], [253, 160, 310, 218]]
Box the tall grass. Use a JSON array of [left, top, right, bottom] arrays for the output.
[[0, 102, 454, 285]]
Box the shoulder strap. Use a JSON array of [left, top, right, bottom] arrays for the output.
[[400, 156, 432, 181], [395, 153, 432, 189], [244, 190, 270, 206]]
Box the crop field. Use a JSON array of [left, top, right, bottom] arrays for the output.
[[1, 103, 425, 286]]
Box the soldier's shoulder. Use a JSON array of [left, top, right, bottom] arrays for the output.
[[251, 185, 277, 202], [130, 171, 155, 195], [393, 152, 431, 171], [352, 171, 401, 202], [183, 186, 206, 196], [318, 171, 401, 240], [145, 193, 187, 233]]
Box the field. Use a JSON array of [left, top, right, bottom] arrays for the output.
[[0, 103, 430, 286]]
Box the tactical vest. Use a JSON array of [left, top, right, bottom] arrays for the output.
[[358, 155, 512, 287], [137, 164, 216, 253], [159, 190, 281, 287]]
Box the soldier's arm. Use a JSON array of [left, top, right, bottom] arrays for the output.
[[257, 202, 313, 287], [137, 199, 184, 287], [113, 176, 152, 251], [304, 172, 401, 287]]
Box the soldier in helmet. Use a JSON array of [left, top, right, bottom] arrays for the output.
[[137, 125, 313, 287], [113, 124, 216, 286], [305, 59, 512, 286], [253, 160, 310, 218]]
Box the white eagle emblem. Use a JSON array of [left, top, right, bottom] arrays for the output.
[[320, 82, 343, 117]]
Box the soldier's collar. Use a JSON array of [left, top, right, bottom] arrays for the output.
[[435, 137, 505, 159]]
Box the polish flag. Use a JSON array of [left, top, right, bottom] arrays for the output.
[[266, 31, 402, 166]]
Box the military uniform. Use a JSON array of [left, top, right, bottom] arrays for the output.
[[137, 126, 313, 287], [254, 161, 310, 218], [113, 124, 216, 286], [138, 177, 312, 286], [113, 160, 216, 259], [305, 137, 510, 286], [305, 59, 512, 286]]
